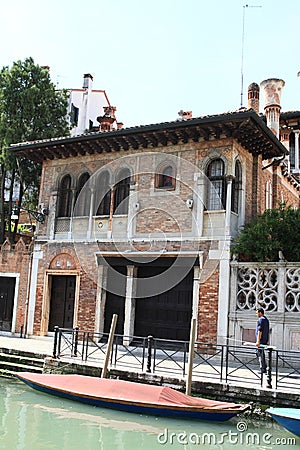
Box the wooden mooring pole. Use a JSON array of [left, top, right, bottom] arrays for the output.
[[101, 314, 118, 378]]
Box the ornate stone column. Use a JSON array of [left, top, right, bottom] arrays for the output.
[[95, 265, 108, 334], [123, 266, 137, 346], [194, 172, 205, 237], [48, 190, 58, 240], [192, 266, 200, 322], [87, 187, 95, 239], [68, 188, 77, 239], [107, 186, 115, 239], [127, 182, 137, 240], [217, 241, 231, 346], [225, 175, 234, 236], [27, 244, 44, 335]]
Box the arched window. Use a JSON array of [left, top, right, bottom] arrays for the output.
[[96, 171, 111, 216], [232, 161, 242, 213], [155, 164, 176, 189], [206, 159, 226, 210], [74, 172, 90, 216], [114, 168, 131, 215], [57, 174, 72, 217]]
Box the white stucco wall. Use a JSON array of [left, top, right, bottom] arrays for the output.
[[68, 89, 111, 136]]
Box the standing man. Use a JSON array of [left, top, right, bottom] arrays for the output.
[[255, 308, 270, 373]]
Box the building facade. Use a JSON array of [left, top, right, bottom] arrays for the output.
[[3, 78, 300, 349]]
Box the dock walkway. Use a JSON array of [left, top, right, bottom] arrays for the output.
[[0, 334, 299, 407]]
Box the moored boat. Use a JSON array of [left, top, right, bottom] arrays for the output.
[[266, 407, 300, 437], [16, 372, 249, 422]]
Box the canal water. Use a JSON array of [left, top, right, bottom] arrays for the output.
[[0, 377, 299, 450]]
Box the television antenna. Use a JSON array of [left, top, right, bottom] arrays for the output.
[[240, 4, 262, 108]]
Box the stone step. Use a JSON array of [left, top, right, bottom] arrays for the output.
[[0, 359, 43, 374], [0, 348, 45, 376], [0, 352, 44, 368], [0, 347, 47, 360]]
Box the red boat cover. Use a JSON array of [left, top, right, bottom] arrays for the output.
[[17, 373, 246, 411]]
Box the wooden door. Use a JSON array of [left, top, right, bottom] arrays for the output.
[[0, 277, 16, 331], [48, 276, 76, 331]]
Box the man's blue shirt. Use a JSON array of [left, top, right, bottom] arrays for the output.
[[256, 316, 269, 345]]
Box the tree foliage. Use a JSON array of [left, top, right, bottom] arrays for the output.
[[0, 57, 70, 243], [232, 204, 300, 262]]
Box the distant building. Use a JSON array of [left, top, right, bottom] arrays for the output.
[[67, 73, 122, 136]]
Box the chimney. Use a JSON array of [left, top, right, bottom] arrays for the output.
[[247, 82, 260, 113], [260, 78, 285, 138], [97, 106, 117, 132], [178, 110, 193, 120], [83, 73, 93, 90]]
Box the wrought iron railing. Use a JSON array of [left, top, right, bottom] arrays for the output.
[[52, 327, 300, 392], [274, 349, 300, 391]]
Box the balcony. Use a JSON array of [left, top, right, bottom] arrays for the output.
[[54, 215, 128, 241]]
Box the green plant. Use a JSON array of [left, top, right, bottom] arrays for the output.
[[232, 204, 300, 262]]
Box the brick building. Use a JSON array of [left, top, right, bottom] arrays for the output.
[[3, 78, 300, 345]]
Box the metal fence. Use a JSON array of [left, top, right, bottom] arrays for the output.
[[52, 327, 300, 393]]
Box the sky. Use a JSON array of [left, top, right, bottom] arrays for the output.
[[1, 0, 300, 128]]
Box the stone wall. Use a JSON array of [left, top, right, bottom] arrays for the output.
[[0, 239, 32, 334]]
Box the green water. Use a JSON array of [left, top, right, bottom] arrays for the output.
[[0, 377, 299, 450]]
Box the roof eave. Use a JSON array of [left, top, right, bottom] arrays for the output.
[[8, 110, 286, 162]]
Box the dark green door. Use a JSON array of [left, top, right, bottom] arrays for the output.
[[48, 276, 76, 331], [0, 277, 16, 331]]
